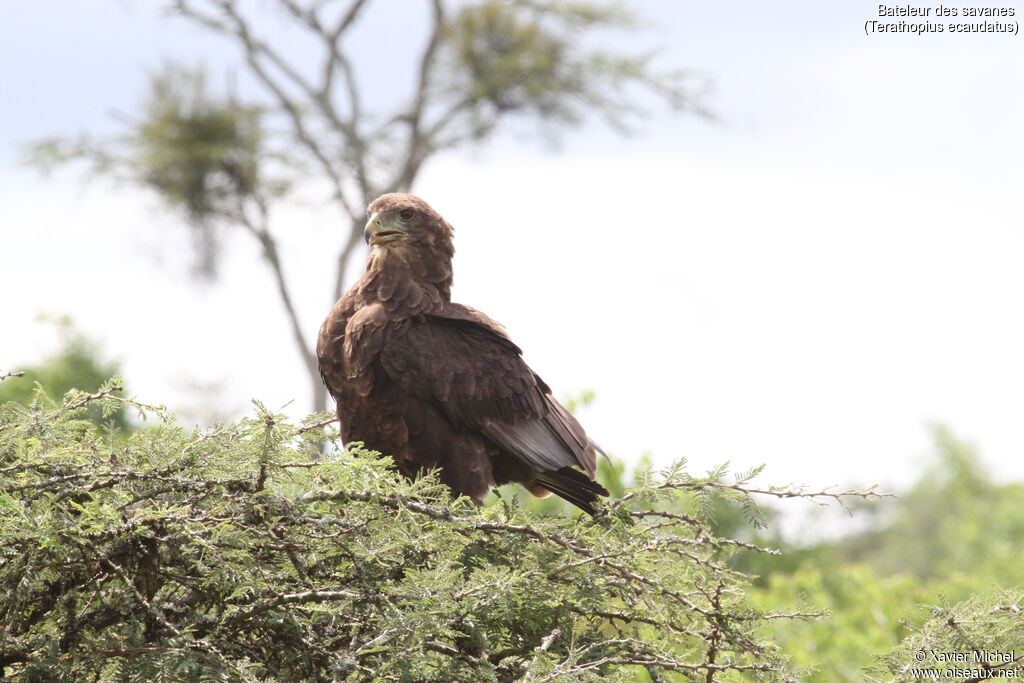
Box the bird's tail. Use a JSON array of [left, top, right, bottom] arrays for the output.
[[533, 467, 610, 516]]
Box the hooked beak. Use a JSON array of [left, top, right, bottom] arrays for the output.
[[363, 212, 408, 246]]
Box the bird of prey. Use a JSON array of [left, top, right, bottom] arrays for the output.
[[317, 193, 608, 514]]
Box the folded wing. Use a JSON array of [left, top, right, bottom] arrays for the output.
[[377, 304, 600, 482]]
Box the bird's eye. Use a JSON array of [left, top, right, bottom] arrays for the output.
[[398, 208, 415, 221]]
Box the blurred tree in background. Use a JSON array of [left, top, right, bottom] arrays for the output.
[[838, 425, 1024, 582], [0, 317, 129, 431], [746, 427, 1024, 681], [28, 0, 710, 414]]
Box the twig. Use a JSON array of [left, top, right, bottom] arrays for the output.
[[615, 480, 895, 509], [293, 416, 339, 435], [65, 384, 124, 410], [220, 589, 361, 627]]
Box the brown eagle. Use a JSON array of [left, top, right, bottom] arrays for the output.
[[316, 193, 609, 514]]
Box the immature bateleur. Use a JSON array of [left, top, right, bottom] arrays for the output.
[[317, 193, 608, 514]]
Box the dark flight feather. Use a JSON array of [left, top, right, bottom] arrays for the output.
[[317, 193, 609, 514]]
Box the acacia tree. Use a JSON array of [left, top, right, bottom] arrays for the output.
[[30, 0, 708, 414], [0, 379, 897, 681]]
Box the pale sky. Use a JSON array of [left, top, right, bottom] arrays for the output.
[[2, 1, 1023, 493]]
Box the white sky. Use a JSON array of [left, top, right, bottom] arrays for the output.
[[2, 1, 1023, 492]]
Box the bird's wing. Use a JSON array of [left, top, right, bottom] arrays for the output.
[[377, 304, 596, 476]]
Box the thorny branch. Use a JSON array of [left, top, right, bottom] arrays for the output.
[[615, 479, 896, 509], [64, 383, 124, 410], [293, 415, 339, 435]]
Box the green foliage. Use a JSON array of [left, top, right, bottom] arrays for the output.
[[875, 588, 1024, 680], [0, 317, 129, 431], [136, 67, 266, 277], [746, 427, 1024, 681], [29, 67, 266, 279], [13, 378, 1015, 681], [840, 425, 1024, 584], [442, 0, 676, 134], [136, 67, 264, 269], [0, 389, 822, 681], [754, 563, 942, 681]]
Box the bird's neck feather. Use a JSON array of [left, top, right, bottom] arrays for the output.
[[352, 246, 453, 311]]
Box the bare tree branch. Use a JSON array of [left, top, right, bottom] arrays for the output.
[[173, 0, 357, 217], [392, 0, 445, 192]]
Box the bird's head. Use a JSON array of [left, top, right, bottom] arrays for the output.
[[360, 193, 455, 301], [364, 193, 454, 256]]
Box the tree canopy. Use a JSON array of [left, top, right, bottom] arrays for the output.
[[3, 368, 1023, 680], [0, 375, 898, 682]]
